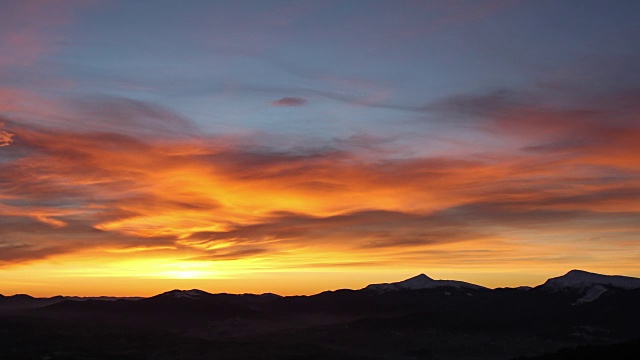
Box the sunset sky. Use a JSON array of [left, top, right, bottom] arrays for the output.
[[1, 0, 640, 296]]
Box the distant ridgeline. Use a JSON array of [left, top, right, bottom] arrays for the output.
[[2, 269, 640, 360]]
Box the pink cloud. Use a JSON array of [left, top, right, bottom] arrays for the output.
[[0, 0, 93, 68]]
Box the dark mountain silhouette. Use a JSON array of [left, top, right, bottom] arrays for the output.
[[541, 269, 640, 290], [365, 273, 486, 292], [536, 269, 640, 304], [0, 294, 66, 312], [2, 270, 640, 359]]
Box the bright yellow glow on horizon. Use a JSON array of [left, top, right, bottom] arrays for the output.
[[2, 233, 640, 297]]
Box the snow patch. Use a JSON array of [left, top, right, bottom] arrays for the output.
[[542, 270, 640, 291], [540, 270, 640, 303], [575, 284, 608, 304]]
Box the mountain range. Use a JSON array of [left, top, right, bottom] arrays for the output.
[[2, 269, 640, 360]]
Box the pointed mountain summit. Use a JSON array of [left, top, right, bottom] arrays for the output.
[[365, 273, 485, 292], [396, 273, 436, 289]]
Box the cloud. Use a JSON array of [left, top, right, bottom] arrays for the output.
[[425, 89, 526, 120], [0, 130, 13, 146], [0, 242, 69, 265], [0, 0, 94, 68], [185, 210, 481, 248], [71, 96, 199, 137], [271, 97, 307, 107], [190, 248, 269, 261], [0, 95, 198, 138], [0, 214, 177, 266], [423, 84, 640, 172], [1, 81, 640, 270], [178, 184, 640, 259]]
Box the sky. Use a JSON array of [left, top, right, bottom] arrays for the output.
[[1, 0, 640, 296]]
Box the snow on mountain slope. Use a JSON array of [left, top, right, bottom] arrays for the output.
[[575, 284, 609, 304], [539, 270, 640, 304], [541, 270, 640, 290], [364, 273, 486, 292]]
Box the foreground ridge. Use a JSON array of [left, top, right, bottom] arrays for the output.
[[2, 269, 640, 360]]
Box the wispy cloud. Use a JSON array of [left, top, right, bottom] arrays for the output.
[[0, 130, 13, 146]]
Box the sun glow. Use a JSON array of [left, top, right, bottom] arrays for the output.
[[160, 269, 209, 280], [147, 261, 221, 280]]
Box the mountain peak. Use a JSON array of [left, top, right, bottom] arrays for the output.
[[566, 269, 589, 274], [565, 269, 595, 277], [395, 273, 435, 289], [9, 294, 35, 300], [412, 273, 433, 280], [155, 289, 212, 299], [365, 273, 484, 292], [541, 270, 640, 292]]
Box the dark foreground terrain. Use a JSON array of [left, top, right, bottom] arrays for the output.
[[2, 270, 639, 360]]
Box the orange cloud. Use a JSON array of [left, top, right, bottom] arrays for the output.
[[2, 109, 639, 266], [0, 130, 13, 146]]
